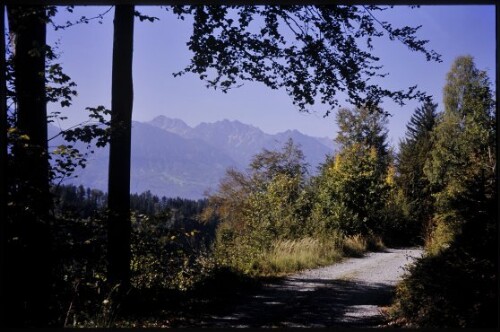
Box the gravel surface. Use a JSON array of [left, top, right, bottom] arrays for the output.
[[174, 247, 423, 328]]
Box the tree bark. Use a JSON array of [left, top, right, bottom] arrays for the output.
[[107, 5, 134, 289], [6, 6, 52, 327]]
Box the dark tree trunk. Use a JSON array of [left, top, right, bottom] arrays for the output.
[[0, 4, 7, 327], [5, 6, 52, 327], [107, 5, 134, 289], [8, 9, 50, 205]]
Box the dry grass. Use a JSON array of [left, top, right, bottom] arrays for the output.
[[366, 233, 386, 252], [342, 233, 386, 257], [219, 231, 387, 278], [342, 234, 367, 257], [255, 237, 343, 276]]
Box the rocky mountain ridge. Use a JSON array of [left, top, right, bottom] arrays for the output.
[[54, 116, 337, 199]]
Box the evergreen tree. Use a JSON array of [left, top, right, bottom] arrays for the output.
[[397, 98, 439, 242], [424, 55, 495, 251], [404, 97, 438, 142], [393, 56, 497, 328]]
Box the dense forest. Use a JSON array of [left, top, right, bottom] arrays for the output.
[[1, 4, 497, 329]]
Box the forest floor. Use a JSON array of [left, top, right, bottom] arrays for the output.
[[161, 247, 423, 328]]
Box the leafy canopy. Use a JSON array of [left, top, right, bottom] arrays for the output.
[[172, 5, 441, 115]]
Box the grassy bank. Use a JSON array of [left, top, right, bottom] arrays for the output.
[[215, 232, 386, 278]]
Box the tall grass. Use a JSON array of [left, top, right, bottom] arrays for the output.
[[254, 236, 344, 276], [342, 234, 367, 257], [215, 231, 386, 277]]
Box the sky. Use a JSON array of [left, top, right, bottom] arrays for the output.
[[45, 5, 495, 147]]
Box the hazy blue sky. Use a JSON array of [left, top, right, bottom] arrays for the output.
[[46, 5, 495, 146]]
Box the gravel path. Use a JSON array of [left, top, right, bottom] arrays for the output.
[[174, 247, 423, 328]]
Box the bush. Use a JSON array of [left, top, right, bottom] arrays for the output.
[[391, 213, 497, 328]]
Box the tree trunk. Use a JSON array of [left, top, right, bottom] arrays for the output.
[[107, 5, 134, 289], [6, 6, 52, 327], [8, 8, 50, 207], [0, 4, 7, 327]]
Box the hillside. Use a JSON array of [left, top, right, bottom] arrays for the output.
[[52, 116, 337, 199]]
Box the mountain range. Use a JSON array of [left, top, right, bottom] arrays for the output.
[[51, 116, 338, 199]]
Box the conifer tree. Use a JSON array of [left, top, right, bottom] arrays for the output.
[[424, 56, 495, 250], [393, 56, 497, 328], [397, 98, 439, 241]]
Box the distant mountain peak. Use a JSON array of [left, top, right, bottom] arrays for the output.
[[281, 129, 301, 135], [148, 116, 192, 136], [200, 118, 259, 129], [56, 116, 337, 200]]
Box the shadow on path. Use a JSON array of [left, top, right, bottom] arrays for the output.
[[173, 278, 395, 328]]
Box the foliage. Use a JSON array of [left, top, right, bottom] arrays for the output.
[[50, 6, 113, 31], [391, 56, 497, 328], [46, 185, 217, 326], [321, 144, 388, 235], [49, 106, 111, 183], [311, 106, 392, 238], [250, 137, 309, 182], [392, 210, 497, 328], [381, 175, 416, 246], [206, 135, 393, 278], [130, 212, 215, 292], [7, 5, 492, 328], [424, 55, 495, 253], [206, 140, 321, 274], [396, 98, 439, 244], [172, 5, 440, 114], [50, 212, 109, 327], [335, 106, 389, 169]]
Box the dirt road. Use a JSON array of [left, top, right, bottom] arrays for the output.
[[174, 248, 423, 328]]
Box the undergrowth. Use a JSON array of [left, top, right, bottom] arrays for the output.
[[255, 237, 344, 275], [388, 214, 497, 328], [215, 232, 384, 277]]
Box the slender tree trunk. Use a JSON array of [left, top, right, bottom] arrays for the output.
[[107, 5, 134, 289], [6, 6, 52, 327], [0, 4, 7, 327]]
